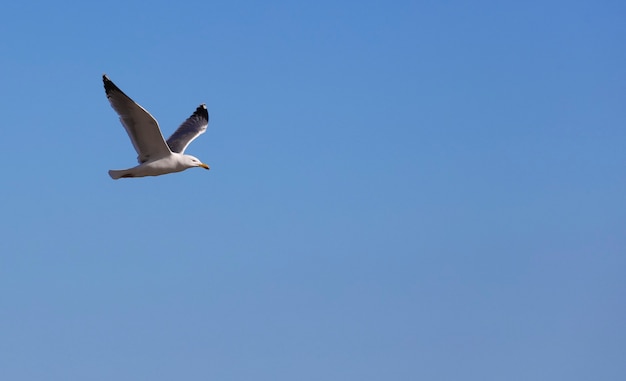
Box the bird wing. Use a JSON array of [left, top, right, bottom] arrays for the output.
[[103, 74, 172, 163], [166, 104, 209, 154]]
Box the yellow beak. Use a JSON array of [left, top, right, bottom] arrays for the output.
[[199, 163, 210, 170]]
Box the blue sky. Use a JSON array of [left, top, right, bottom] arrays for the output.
[[0, 0, 624, 380]]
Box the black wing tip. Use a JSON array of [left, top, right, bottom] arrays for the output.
[[102, 73, 113, 86], [102, 74, 120, 94], [194, 103, 209, 121]]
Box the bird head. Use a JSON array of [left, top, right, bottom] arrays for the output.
[[184, 155, 210, 170]]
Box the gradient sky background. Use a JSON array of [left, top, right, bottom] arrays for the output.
[[1, 1, 624, 380]]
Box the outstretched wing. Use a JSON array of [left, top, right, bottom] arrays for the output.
[[103, 74, 171, 163], [166, 104, 209, 154]]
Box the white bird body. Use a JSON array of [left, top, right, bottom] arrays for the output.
[[108, 152, 207, 179], [102, 74, 210, 179]]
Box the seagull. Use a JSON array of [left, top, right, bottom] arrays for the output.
[[102, 74, 210, 179]]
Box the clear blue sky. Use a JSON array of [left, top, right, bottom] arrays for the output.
[[0, 1, 624, 380]]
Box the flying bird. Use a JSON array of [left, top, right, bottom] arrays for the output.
[[102, 74, 210, 179]]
